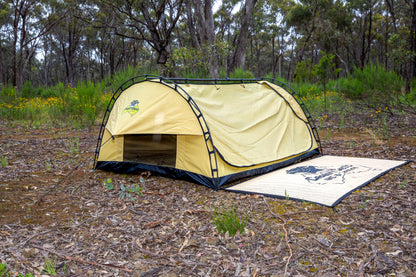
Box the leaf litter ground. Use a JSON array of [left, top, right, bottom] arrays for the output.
[[0, 113, 415, 276]]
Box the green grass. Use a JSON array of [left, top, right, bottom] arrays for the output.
[[43, 257, 57, 276], [211, 206, 248, 236], [1, 156, 7, 167], [0, 262, 9, 277]]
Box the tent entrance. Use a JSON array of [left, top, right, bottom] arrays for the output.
[[123, 134, 177, 167]]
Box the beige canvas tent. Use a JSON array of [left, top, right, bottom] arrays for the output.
[[94, 76, 321, 189]]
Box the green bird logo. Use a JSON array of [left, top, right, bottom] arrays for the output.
[[123, 100, 140, 116]]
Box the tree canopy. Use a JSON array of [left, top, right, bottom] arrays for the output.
[[1, 0, 415, 91]]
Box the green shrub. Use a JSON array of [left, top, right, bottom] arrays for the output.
[[263, 73, 289, 84], [21, 81, 39, 98], [292, 82, 322, 99], [0, 85, 16, 103], [229, 68, 254, 79], [401, 79, 416, 106], [58, 81, 109, 126], [402, 90, 416, 106], [103, 178, 113, 190], [338, 64, 403, 109], [211, 206, 247, 236], [294, 58, 316, 83], [108, 65, 144, 92], [40, 82, 66, 98]]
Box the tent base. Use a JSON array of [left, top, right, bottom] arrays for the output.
[[95, 149, 320, 189]]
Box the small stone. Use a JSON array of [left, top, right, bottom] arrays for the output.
[[206, 237, 219, 245], [226, 242, 238, 250], [188, 238, 198, 247], [200, 256, 209, 263], [22, 248, 37, 258], [160, 273, 178, 277], [42, 243, 54, 249]]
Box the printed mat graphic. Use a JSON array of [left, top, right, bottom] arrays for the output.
[[225, 155, 408, 207]]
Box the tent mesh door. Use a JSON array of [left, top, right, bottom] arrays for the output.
[[123, 134, 177, 167]]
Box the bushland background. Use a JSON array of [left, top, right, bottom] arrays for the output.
[[1, 0, 416, 124], [1, 1, 416, 276]]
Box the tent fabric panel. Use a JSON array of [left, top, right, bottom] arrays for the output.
[[310, 125, 319, 149], [184, 82, 315, 166], [175, 135, 212, 177], [174, 134, 318, 180], [106, 82, 202, 136], [259, 81, 308, 122], [216, 148, 319, 177], [97, 129, 124, 162], [217, 149, 321, 187]]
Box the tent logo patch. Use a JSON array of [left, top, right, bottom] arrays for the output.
[[123, 100, 140, 116]]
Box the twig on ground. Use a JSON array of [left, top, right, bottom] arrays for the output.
[[281, 209, 327, 217], [186, 209, 213, 214], [20, 230, 54, 247], [128, 207, 146, 216], [31, 244, 133, 273], [262, 196, 293, 276]]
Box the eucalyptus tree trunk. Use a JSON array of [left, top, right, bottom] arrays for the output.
[[187, 0, 219, 78], [228, 0, 258, 75], [406, 0, 416, 92]]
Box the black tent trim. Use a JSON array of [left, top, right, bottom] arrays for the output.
[[95, 148, 320, 190]]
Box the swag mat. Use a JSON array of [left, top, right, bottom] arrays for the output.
[[224, 155, 409, 207]]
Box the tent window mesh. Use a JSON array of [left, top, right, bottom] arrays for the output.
[[123, 134, 177, 167]]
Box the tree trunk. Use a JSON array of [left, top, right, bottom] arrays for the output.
[[272, 36, 275, 77], [366, 6, 373, 65], [360, 14, 367, 69], [11, 0, 21, 90], [386, 0, 397, 32], [186, 0, 200, 48], [190, 0, 219, 78], [406, 0, 416, 93], [228, 0, 258, 75]]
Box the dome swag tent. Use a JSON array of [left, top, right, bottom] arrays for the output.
[[94, 76, 321, 189]]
